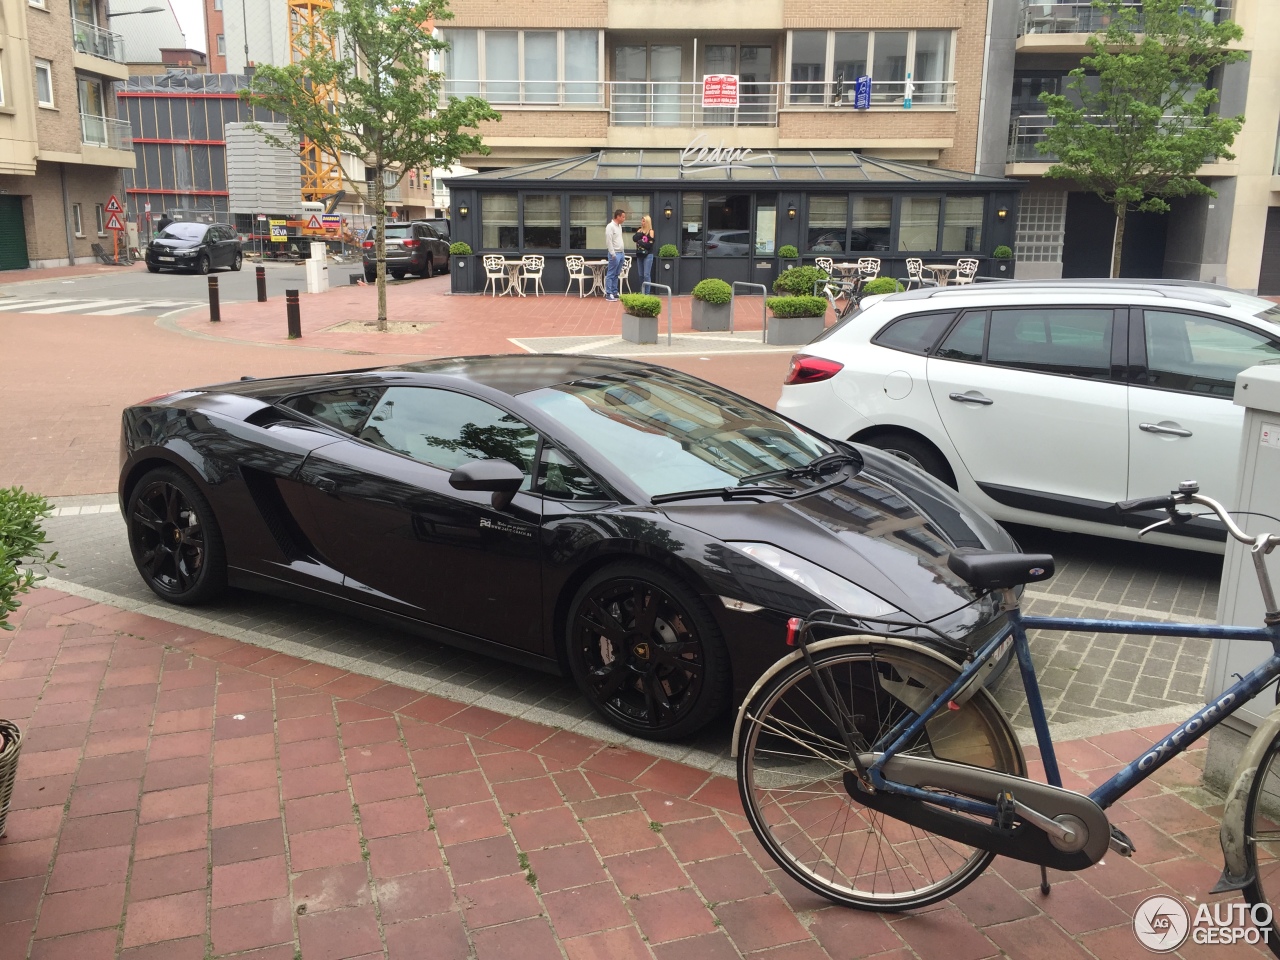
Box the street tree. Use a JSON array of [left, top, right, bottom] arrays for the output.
[[1038, 0, 1244, 277], [244, 0, 498, 330]]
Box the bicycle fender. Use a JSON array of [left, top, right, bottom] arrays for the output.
[[1213, 703, 1280, 893], [729, 635, 964, 758]]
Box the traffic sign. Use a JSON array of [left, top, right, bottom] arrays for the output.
[[143, 201, 151, 214], [105, 195, 123, 214], [306, 214, 322, 229], [104, 211, 125, 231]]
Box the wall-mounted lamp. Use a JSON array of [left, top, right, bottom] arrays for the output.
[[996, 206, 1008, 222], [663, 203, 672, 220], [458, 203, 469, 218], [787, 203, 796, 220]]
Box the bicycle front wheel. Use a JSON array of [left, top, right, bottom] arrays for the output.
[[737, 643, 1024, 911], [1241, 730, 1280, 957]]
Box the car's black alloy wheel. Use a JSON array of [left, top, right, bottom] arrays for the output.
[[127, 467, 227, 605], [231, 251, 243, 271], [197, 254, 211, 275], [567, 563, 730, 740]]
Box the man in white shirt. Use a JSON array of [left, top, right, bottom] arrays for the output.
[[604, 209, 626, 301]]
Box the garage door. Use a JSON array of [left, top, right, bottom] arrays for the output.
[[0, 196, 29, 270], [1259, 207, 1280, 295]]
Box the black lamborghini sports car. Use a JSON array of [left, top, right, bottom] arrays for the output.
[[119, 355, 1019, 740]]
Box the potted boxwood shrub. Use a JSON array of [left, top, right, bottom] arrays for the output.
[[778, 244, 800, 271], [449, 242, 473, 294], [657, 244, 679, 293], [691, 278, 733, 331], [772, 265, 829, 298], [0, 486, 58, 838], [619, 292, 662, 344], [860, 277, 905, 295], [764, 294, 827, 345], [992, 244, 1014, 278]]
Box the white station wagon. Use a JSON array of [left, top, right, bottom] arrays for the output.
[[777, 280, 1280, 552]]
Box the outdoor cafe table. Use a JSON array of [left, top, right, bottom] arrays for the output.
[[926, 263, 962, 286], [501, 259, 526, 297], [582, 259, 609, 296]]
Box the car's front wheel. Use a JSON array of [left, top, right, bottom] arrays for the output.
[[196, 254, 211, 275], [126, 466, 227, 605], [566, 562, 730, 740], [146, 263, 160, 274]]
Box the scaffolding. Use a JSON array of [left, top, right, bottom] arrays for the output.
[[288, 0, 344, 202]]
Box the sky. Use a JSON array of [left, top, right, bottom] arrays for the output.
[[169, 0, 206, 54]]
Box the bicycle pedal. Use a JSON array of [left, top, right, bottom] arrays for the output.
[[995, 790, 1016, 831], [1109, 825, 1136, 857]]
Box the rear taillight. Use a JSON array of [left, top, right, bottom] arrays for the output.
[[402, 239, 419, 248], [784, 355, 844, 385], [361, 240, 373, 248]]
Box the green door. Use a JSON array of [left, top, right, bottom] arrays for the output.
[[0, 197, 29, 270]]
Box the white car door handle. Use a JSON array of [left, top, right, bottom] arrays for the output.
[[948, 392, 993, 406], [1139, 422, 1192, 438]]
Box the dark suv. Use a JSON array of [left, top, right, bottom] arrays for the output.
[[362, 221, 450, 281]]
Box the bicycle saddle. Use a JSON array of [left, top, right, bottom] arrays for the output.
[[947, 549, 1055, 591]]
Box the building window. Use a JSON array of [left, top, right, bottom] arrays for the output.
[[217, 35, 226, 57], [523, 194, 561, 249], [442, 29, 602, 105], [214, 0, 223, 8], [898, 196, 940, 252], [787, 30, 954, 107], [29, 0, 45, 8], [941, 196, 984, 252], [1016, 188, 1066, 263], [806, 195, 846, 252], [34, 60, 53, 107], [95, 203, 106, 236], [0, 55, 6, 107], [72, 203, 83, 237], [568, 195, 606, 249], [480, 193, 517, 249]]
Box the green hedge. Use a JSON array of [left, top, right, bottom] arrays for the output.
[[772, 265, 829, 296], [778, 245, 799, 259], [658, 244, 680, 258], [0, 487, 59, 631], [620, 293, 663, 317], [861, 277, 905, 295], [448, 241, 472, 256], [691, 278, 733, 304], [767, 295, 828, 318], [992, 245, 1013, 259]]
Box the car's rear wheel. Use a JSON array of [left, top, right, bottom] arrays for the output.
[[419, 256, 433, 278], [231, 251, 243, 271], [196, 254, 211, 275], [862, 431, 955, 487], [126, 467, 226, 605], [566, 562, 730, 740]]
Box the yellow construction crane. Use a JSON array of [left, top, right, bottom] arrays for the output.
[[287, 0, 344, 202]]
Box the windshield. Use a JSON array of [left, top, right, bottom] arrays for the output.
[[384, 225, 413, 238], [158, 223, 207, 242], [523, 371, 836, 498]]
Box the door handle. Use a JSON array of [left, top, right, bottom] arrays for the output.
[[309, 475, 336, 493], [1139, 422, 1192, 438], [948, 392, 993, 406]]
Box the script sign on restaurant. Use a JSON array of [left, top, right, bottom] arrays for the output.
[[702, 74, 739, 108]]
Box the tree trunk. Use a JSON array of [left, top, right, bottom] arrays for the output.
[[1111, 202, 1127, 279], [374, 169, 387, 332]]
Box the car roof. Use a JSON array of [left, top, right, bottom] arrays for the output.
[[386, 355, 667, 394]]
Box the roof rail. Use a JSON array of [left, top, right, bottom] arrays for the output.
[[885, 279, 1231, 308]]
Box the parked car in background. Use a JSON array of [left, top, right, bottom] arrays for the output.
[[777, 279, 1280, 552], [685, 230, 753, 256], [119, 356, 1022, 740], [146, 222, 242, 275], [362, 221, 450, 281], [422, 218, 451, 240]]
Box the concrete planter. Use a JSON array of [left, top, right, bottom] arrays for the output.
[[657, 257, 678, 294], [691, 299, 732, 331], [765, 313, 825, 345], [622, 313, 659, 344], [993, 258, 1015, 279], [450, 256, 474, 293]]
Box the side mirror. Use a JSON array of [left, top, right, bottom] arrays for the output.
[[448, 459, 525, 510]]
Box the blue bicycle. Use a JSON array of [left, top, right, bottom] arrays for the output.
[[735, 481, 1280, 949]]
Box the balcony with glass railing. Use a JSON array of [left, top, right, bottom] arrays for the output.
[[81, 114, 132, 150], [1018, 1, 1234, 38], [71, 19, 124, 63], [443, 79, 606, 107], [361, 173, 402, 204], [1008, 112, 1215, 163]]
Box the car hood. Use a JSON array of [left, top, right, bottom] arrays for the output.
[[151, 237, 203, 251], [664, 450, 1015, 632]]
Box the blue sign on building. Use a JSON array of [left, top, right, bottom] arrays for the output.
[[853, 76, 872, 110]]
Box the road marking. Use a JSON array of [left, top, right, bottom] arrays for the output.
[[26, 299, 136, 314], [0, 298, 74, 311], [0, 297, 202, 316]]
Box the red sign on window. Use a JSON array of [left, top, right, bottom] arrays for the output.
[[702, 74, 739, 108]]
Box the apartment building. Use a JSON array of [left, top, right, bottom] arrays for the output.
[[1007, 1, 1280, 292], [0, 0, 135, 268]]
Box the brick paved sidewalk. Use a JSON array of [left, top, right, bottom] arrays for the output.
[[0, 588, 1267, 960]]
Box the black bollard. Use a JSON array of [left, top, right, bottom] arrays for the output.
[[208, 276, 220, 323], [256, 265, 267, 302], [286, 288, 301, 339]]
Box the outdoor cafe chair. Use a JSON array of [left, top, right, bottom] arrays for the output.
[[565, 256, 592, 297], [482, 255, 507, 297], [954, 258, 980, 285], [521, 255, 545, 297], [904, 258, 938, 290], [620, 255, 633, 294]]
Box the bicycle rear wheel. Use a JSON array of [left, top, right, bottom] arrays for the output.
[[1242, 730, 1280, 957], [737, 642, 1024, 911]]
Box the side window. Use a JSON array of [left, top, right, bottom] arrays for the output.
[[282, 387, 384, 433], [934, 312, 985, 362], [986, 308, 1113, 379], [360, 387, 539, 481], [871, 311, 956, 356], [538, 445, 609, 501], [1144, 310, 1280, 397]]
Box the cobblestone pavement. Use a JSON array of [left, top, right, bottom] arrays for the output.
[[36, 499, 1225, 774], [0, 588, 1267, 960]]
